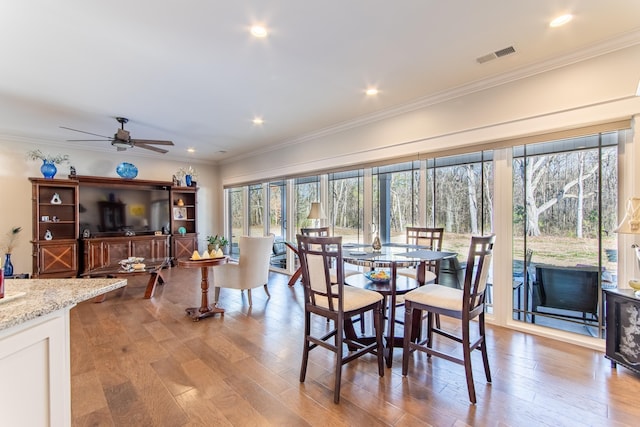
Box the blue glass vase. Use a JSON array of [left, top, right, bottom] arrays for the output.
[[41, 160, 57, 179], [116, 162, 138, 179], [185, 174, 192, 186], [3, 253, 13, 277]]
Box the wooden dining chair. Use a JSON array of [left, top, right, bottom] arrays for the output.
[[402, 234, 495, 404], [300, 226, 330, 237], [297, 234, 385, 404], [397, 227, 444, 284]]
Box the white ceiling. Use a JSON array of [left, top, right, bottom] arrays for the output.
[[1, 1, 639, 164]]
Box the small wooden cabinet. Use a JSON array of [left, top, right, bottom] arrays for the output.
[[30, 178, 79, 278], [170, 187, 198, 259], [604, 288, 640, 374]]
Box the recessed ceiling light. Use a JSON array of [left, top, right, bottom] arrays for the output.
[[253, 117, 264, 125], [550, 14, 573, 27], [250, 25, 268, 38], [187, 148, 195, 153], [366, 88, 379, 96]]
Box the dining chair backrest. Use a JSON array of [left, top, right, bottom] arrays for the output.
[[297, 234, 344, 313], [300, 226, 330, 237], [462, 234, 495, 316], [406, 227, 444, 250]]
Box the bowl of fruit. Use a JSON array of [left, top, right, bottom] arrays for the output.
[[364, 270, 391, 283]]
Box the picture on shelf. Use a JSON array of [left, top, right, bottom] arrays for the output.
[[173, 207, 187, 220]]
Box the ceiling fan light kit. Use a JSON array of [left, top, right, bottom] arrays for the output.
[[61, 116, 174, 154]]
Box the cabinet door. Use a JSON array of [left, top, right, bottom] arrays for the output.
[[151, 236, 170, 259], [82, 240, 106, 272], [36, 241, 78, 277], [173, 235, 197, 260], [607, 294, 640, 373], [104, 240, 130, 265], [131, 239, 154, 259]]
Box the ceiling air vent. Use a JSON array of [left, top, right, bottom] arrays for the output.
[[476, 45, 516, 64]]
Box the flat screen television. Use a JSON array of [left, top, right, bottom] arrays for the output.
[[79, 186, 171, 237]]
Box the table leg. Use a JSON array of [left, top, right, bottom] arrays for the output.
[[185, 266, 225, 321], [385, 264, 398, 368]]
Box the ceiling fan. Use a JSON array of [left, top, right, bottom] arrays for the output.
[[61, 117, 174, 154]]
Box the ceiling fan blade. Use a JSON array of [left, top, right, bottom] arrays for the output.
[[134, 142, 169, 154], [66, 139, 111, 142], [131, 138, 174, 146], [60, 126, 111, 139]]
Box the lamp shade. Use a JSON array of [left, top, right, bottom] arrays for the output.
[[307, 202, 327, 220], [615, 197, 640, 234]]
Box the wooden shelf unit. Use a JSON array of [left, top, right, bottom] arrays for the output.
[[30, 178, 79, 278], [170, 187, 198, 259]]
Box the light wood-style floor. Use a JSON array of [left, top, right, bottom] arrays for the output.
[[70, 266, 640, 426]]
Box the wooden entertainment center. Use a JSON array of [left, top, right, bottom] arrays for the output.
[[30, 175, 198, 278]]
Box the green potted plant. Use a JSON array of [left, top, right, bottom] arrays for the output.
[[206, 234, 229, 254]]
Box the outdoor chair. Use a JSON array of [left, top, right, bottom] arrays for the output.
[[531, 264, 600, 325]]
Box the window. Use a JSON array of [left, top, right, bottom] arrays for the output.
[[512, 131, 621, 337]]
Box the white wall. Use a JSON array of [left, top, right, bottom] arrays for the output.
[[0, 141, 220, 275], [220, 44, 640, 184]]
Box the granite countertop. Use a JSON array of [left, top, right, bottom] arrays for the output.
[[0, 278, 127, 331]]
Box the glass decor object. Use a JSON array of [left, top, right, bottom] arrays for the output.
[[40, 160, 57, 179], [116, 162, 138, 179], [185, 175, 192, 187], [3, 253, 13, 277]]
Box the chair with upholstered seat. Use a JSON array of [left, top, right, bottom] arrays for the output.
[[300, 227, 360, 281], [402, 234, 495, 404], [397, 227, 444, 285], [213, 235, 275, 306], [297, 234, 385, 404]]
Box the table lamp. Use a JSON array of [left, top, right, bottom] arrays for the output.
[[615, 197, 640, 294], [307, 202, 326, 227]]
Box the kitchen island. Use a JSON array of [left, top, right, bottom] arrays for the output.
[[0, 277, 127, 427]]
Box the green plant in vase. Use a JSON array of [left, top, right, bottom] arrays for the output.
[[206, 234, 229, 255]]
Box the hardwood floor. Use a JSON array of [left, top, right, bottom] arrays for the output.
[[70, 267, 640, 426]]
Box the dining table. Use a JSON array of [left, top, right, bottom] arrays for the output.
[[342, 243, 457, 367]]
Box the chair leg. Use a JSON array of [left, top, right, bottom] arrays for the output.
[[402, 304, 413, 376], [334, 317, 344, 404], [462, 320, 477, 404], [263, 283, 270, 298], [374, 304, 385, 377], [479, 313, 492, 383], [426, 311, 434, 356], [247, 289, 253, 306], [300, 311, 311, 382], [213, 286, 221, 304]]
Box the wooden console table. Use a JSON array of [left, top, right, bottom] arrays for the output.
[[81, 258, 170, 301], [178, 257, 228, 321]]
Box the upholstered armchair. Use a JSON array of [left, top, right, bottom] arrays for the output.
[[213, 235, 275, 306]]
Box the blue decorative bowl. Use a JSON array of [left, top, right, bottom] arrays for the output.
[[116, 162, 138, 179]]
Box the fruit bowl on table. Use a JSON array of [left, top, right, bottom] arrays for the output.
[[364, 270, 391, 283]]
